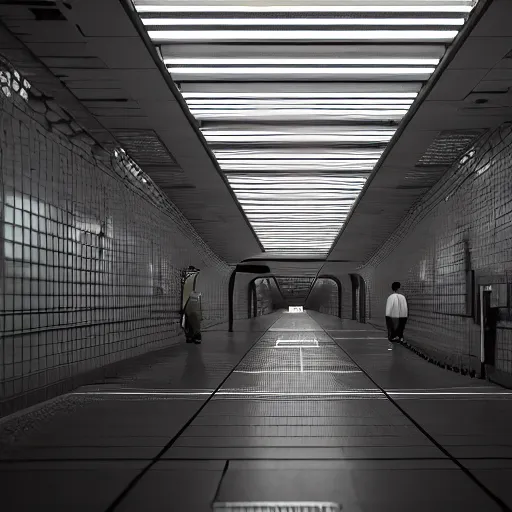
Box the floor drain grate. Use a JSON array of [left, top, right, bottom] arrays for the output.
[[213, 502, 341, 512]]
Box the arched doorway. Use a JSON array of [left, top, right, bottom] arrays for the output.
[[305, 275, 342, 318], [248, 276, 287, 318]]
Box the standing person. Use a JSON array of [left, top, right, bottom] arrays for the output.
[[385, 282, 408, 342], [183, 290, 203, 344]]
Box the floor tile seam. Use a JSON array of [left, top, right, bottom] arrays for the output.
[[174, 437, 438, 446], [173, 440, 435, 444], [102, 313, 286, 512], [0, 457, 160, 463], [189, 423, 415, 425], [176, 434, 430, 437], [5, 456, 512, 463], [211, 460, 230, 507], [322, 320, 512, 512]]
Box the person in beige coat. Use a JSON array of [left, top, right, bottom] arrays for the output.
[[183, 290, 203, 344]]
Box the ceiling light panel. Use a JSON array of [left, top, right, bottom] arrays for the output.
[[135, 2, 475, 13], [134, 0, 478, 255], [226, 171, 365, 252]]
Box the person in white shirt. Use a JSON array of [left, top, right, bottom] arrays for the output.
[[385, 282, 408, 342]]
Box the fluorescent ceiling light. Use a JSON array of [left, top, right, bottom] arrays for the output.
[[229, 176, 368, 181], [132, 0, 473, 258], [253, 229, 341, 232], [259, 235, 338, 238], [228, 178, 366, 182], [236, 190, 365, 195], [234, 191, 366, 195], [203, 129, 394, 135], [189, 98, 414, 104], [245, 206, 353, 210], [194, 105, 410, 111], [261, 243, 336, 246], [192, 112, 408, 118], [136, 5, 474, 14], [150, 30, 458, 41], [260, 244, 335, 247], [192, 108, 409, 113], [253, 220, 342, 223], [147, 18, 464, 26], [221, 164, 376, 171], [230, 182, 367, 187], [203, 134, 393, 142], [233, 186, 363, 195], [256, 228, 341, 231], [170, 67, 435, 74], [239, 196, 361, 201], [217, 152, 383, 159], [258, 235, 336, 237], [228, 172, 370, 176], [260, 241, 337, 244], [192, 110, 407, 119], [237, 193, 363, 198], [248, 206, 355, 210], [261, 247, 334, 250], [220, 159, 377, 166], [182, 92, 418, 99], [244, 201, 357, 205], [259, 238, 339, 241], [260, 231, 339, 234], [189, 100, 415, 107], [191, 104, 411, 110], [261, 239, 334, 242], [248, 211, 346, 216], [247, 215, 349, 219], [230, 183, 367, 188], [168, 58, 439, 66], [236, 188, 362, 193]]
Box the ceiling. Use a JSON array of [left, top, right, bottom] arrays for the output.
[[0, 0, 511, 273], [328, 0, 512, 266], [133, 0, 477, 256], [0, 0, 261, 263]]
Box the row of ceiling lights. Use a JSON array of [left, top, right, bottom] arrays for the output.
[[135, 0, 477, 256]]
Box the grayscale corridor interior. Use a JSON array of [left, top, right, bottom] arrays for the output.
[[1, 1, 512, 511]]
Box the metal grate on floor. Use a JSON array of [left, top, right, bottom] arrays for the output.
[[213, 502, 342, 512]]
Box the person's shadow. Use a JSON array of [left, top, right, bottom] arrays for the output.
[[181, 343, 206, 388]]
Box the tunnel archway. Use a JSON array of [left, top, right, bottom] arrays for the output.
[[247, 276, 286, 319], [305, 275, 342, 318], [228, 264, 272, 331]]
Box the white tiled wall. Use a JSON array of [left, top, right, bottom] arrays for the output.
[[359, 124, 512, 378], [0, 63, 244, 410]]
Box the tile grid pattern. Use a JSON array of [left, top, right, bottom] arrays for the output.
[[360, 123, 512, 375], [0, 313, 509, 511], [0, 61, 247, 412]]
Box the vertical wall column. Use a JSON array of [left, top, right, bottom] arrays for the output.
[[229, 264, 272, 331], [349, 274, 366, 323]]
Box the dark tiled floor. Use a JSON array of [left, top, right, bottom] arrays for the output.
[[1, 311, 512, 511]]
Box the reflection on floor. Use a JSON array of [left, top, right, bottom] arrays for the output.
[[1, 311, 512, 512]]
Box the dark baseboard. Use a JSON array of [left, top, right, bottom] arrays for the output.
[[486, 366, 512, 389], [0, 333, 183, 419], [367, 321, 483, 379]]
